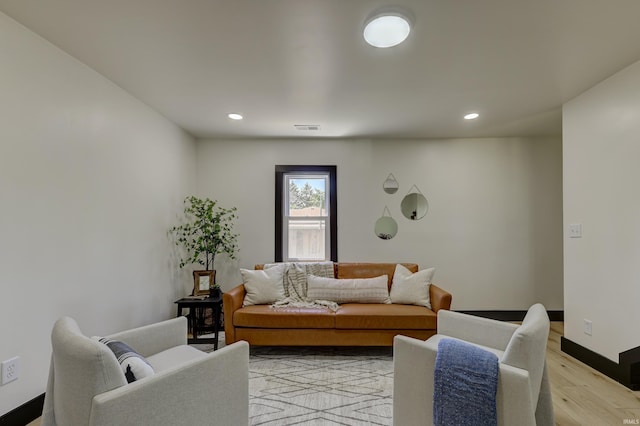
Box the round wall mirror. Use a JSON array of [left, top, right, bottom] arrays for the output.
[[401, 192, 429, 220], [383, 173, 399, 194], [375, 216, 398, 240]]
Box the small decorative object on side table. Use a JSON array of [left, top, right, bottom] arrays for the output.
[[175, 294, 223, 350], [210, 284, 222, 299], [193, 270, 215, 296]]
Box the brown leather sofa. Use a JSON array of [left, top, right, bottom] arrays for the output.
[[223, 263, 452, 346]]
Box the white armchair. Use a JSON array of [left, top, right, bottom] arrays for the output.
[[41, 316, 249, 426], [393, 303, 553, 426]]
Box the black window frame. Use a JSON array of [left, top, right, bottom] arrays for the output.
[[275, 165, 337, 262]]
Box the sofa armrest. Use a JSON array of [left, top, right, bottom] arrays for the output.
[[223, 284, 246, 344], [498, 363, 536, 426], [393, 335, 438, 426], [430, 284, 452, 313], [107, 317, 187, 358], [437, 310, 518, 351], [89, 341, 249, 426]]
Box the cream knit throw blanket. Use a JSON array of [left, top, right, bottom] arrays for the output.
[[265, 262, 338, 311]]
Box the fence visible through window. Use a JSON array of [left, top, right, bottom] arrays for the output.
[[285, 176, 328, 261]]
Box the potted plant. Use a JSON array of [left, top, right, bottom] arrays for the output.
[[171, 196, 239, 297]]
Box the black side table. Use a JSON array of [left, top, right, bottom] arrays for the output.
[[175, 295, 223, 350]]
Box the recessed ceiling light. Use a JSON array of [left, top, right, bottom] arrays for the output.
[[363, 7, 413, 48], [227, 113, 243, 120], [464, 113, 479, 120]]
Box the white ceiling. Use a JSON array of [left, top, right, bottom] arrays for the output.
[[2, 0, 640, 140]]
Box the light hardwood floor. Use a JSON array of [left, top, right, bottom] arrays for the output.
[[548, 322, 640, 425], [27, 322, 640, 425]]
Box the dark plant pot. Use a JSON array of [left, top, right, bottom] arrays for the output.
[[210, 287, 222, 299]]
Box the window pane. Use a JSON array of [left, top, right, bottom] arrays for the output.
[[287, 219, 326, 260], [288, 178, 327, 216], [276, 165, 336, 262]]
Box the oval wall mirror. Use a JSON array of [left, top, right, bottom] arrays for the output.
[[382, 173, 399, 194], [401, 186, 429, 220], [374, 206, 398, 240], [375, 217, 398, 240]]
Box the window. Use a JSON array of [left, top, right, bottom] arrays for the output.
[[275, 165, 337, 262]]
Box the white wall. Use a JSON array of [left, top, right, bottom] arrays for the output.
[[0, 13, 196, 414], [196, 137, 563, 311], [563, 59, 640, 362]]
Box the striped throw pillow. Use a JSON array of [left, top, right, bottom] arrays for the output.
[[307, 274, 391, 304], [94, 337, 154, 383]]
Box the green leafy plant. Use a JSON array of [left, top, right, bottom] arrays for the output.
[[171, 196, 239, 283]]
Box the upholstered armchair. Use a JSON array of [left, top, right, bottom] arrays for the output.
[[42, 316, 249, 426], [393, 303, 553, 426]]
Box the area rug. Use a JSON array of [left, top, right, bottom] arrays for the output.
[[249, 346, 393, 426], [195, 333, 394, 425]]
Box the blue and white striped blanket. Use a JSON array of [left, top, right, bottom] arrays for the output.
[[433, 338, 499, 426]]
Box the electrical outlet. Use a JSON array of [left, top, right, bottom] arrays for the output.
[[584, 319, 593, 336], [569, 223, 582, 238], [1, 356, 20, 385]]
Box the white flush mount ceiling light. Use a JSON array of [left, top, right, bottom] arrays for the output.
[[228, 113, 243, 120], [363, 7, 414, 48], [464, 113, 480, 120]]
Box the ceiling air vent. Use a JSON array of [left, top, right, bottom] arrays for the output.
[[294, 124, 321, 131]]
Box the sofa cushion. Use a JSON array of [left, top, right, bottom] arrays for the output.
[[335, 304, 437, 329], [390, 264, 436, 309], [336, 263, 418, 288], [307, 274, 391, 304], [146, 345, 208, 372], [234, 305, 335, 329], [241, 263, 286, 306]]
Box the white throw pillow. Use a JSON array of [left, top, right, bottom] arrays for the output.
[[307, 274, 391, 304], [241, 263, 287, 306], [390, 264, 436, 309]]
